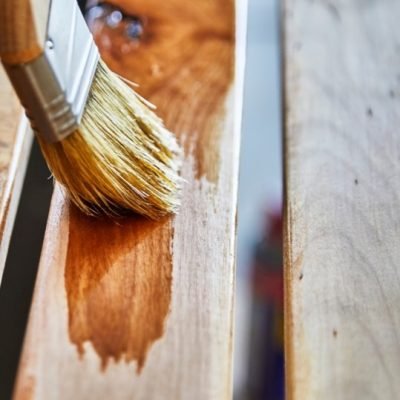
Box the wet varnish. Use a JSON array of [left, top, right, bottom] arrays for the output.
[[88, 0, 234, 182], [64, 0, 235, 372], [13, 0, 242, 396], [65, 207, 172, 372]]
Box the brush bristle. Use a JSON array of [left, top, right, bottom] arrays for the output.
[[37, 60, 182, 219]]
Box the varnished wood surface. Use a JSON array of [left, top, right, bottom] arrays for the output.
[[65, 208, 173, 373], [284, 0, 400, 399], [0, 67, 33, 281], [96, 0, 235, 183], [13, 0, 247, 398]]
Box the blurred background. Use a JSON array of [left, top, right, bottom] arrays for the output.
[[234, 0, 283, 398]]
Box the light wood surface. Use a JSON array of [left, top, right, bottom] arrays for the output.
[[0, 67, 33, 281], [284, 0, 400, 399], [0, 0, 49, 64], [13, 0, 247, 398]]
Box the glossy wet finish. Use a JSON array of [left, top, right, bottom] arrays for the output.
[[87, 0, 234, 182], [13, 0, 241, 396], [66, 207, 173, 372], [64, 0, 235, 372]]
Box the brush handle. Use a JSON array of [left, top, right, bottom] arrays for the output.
[[0, 0, 50, 65]]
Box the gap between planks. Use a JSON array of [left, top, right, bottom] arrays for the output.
[[0, 67, 33, 282]]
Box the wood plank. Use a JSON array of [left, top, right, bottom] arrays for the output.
[[284, 0, 400, 398], [0, 67, 33, 281], [13, 0, 247, 398]]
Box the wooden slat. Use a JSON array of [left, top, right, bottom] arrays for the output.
[[284, 0, 400, 398], [13, 0, 246, 398], [0, 67, 33, 281]]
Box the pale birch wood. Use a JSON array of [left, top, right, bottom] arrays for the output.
[[0, 66, 33, 282], [13, 0, 247, 398], [284, 0, 400, 399]]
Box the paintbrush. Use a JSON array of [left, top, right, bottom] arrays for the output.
[[0, 0, 182, 219]]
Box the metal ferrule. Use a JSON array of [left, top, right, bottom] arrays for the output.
[[4, 0, 99, 143]]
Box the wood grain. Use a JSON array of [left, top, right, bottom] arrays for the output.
[[93, 0, 235, 182], [65, 208, 173, 373], [284, 0, 400, 399], [13, 0, 247, 398], [0, 67, 33, 281], [0, 0, 49, 64]]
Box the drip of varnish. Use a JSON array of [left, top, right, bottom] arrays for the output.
[[65, 0, 234, 372], [65, 206, 173, 372]]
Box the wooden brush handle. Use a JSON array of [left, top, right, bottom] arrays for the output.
[[0, 0, 50, 65]]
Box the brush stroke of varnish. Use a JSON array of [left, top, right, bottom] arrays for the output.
[[92, 0, 235, 183], [64, 0, 235, 372], [65, 206, 173, 372], [12, 0, 243, 396]]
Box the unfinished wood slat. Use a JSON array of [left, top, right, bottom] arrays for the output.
[[284, 0, 400, 398], [0, 67, 33, 281], [13, 0, 246, 398]]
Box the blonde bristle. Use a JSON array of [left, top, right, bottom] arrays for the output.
[[37, 60, 182, 219]]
